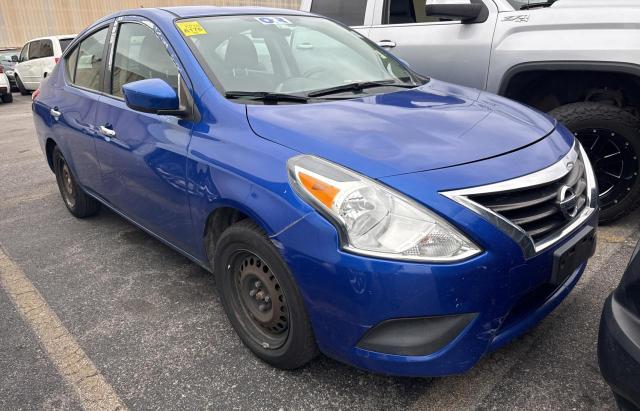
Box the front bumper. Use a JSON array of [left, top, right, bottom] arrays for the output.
[[598, 294, 640, 408], [275, 207, 598, 377]]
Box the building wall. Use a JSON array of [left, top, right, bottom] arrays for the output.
[[0, 0, 301, 48]]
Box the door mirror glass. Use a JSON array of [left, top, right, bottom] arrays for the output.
[[122, 78, 181, 115], [425, 1, 482, 23], [11, 55, 18, 62]]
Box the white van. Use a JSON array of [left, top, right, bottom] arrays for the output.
[[14, 35, 75, 94]]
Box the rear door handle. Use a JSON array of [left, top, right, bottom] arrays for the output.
[[377, 40, 397, 48], [99, 125, 116, 140], [50, 107, 61, 120]]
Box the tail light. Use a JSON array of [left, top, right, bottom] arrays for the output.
[[32, 87, 40, 101], [54, 57, 60, 64]]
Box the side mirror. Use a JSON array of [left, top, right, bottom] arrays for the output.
[[425, 2, 483, 23], [11, 55, 18, 62], [122, 78, 185, 116]]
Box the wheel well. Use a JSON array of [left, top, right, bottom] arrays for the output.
[[45, 138, 57, 171], [204, 207, 250, 260], [502, 69, 640, 115]]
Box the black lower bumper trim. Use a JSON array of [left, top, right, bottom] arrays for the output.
[[357, 313, 477, 356]]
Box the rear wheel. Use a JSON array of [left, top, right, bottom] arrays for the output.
[[15, 74, 30, 96], [1, 93, 12, 103], [549, 102, 640, 223], [213, 219, 318, 369], [52, 146, 100, 218]]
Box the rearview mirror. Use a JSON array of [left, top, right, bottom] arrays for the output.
[[122, 79, 185, 116], [11, 55, 18, 62], [425, 2, 483, 23]]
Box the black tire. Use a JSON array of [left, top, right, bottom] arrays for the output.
[[15, 74, 30, 96], [213, 219, 318, 369], [1, 93, 12, 103], [52, 146, 100, 218], [549, 102, 640, 223]]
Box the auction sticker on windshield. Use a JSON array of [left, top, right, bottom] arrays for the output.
[[176, 21, 207, 36], [255, 16, 292, 25]]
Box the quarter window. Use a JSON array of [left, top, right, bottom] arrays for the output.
[[66, 28, 108, 91], [111, 23, 179, 98]]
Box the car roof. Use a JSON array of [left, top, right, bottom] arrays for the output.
[[159, 6, 312, 18]]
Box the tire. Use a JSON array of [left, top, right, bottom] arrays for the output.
[[1, 93, 12, 103], [15, 74, 30, 96], [52, 146, 100, 218], [549, 102, 640, 223], [213, 219, 318, 369]]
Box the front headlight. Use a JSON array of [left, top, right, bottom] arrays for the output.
[[287, 155, 481, 262]]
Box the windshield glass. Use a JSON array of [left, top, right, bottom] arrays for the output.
[[507, 0, 558, 10], [177, 15, 419, 98], [0, 51, 18, 63]]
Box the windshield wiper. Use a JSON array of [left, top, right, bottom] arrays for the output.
[[225, 91, 309, 104], [306, 81, 419, 98]]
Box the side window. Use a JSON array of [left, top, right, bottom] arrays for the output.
[[69, 28, 108, 91], [310, 0, 368, 26], [40, 40, 54, 58], [111, 23, 179, 98], [28, 41, 43, 59], [19, 43, 29, 62], [386, 0, 466, 25]]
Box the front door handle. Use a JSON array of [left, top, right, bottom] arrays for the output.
[[99, 125, 116, 139], [377, 40, 397, 48], [50, 107, 61, 120]]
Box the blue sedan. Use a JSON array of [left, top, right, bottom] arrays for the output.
[[33, 6, 599, 377]]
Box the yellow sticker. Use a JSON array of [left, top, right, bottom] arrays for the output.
[[176, 21, 207, 37]]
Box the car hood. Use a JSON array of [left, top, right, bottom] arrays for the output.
[[246, 80, 556, 178]]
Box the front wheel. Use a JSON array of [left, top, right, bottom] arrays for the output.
[[213, 219, 318, 369], [549, 102, 640, 223], [1, 93, 12, 103]]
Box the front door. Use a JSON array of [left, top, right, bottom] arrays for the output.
[[94, 18, 195, 251], [367, 0, 497, 89]]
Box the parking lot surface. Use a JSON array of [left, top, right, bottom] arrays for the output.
[[1, 94, 639, 410]]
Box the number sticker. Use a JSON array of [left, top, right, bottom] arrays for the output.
[[176, 21, 207, 36], [255, 16, 292, 25]]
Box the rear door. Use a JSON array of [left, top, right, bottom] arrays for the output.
[[50, 25, 111, 192], [93, 17, 195, 250], [367, 0, 497, 89]]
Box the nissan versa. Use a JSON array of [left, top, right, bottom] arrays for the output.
[[32, 7, 599, 377]]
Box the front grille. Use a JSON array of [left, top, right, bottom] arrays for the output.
[[468, 153, 588, 244]]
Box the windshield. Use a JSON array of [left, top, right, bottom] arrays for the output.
[[507, 0, 558, 10], [0, 51, 18, 63], [177, 15, 419, 99]]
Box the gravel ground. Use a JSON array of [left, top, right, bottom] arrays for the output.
[[1, 93, 638, 410]]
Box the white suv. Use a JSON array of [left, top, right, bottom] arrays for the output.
[[14, 35, 75, 94]]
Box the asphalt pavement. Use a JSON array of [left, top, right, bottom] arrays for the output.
[[1, 93, 639, 410]]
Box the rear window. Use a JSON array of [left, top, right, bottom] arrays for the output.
[[59, 38, 74, 52], [310, 0, 368, 26]]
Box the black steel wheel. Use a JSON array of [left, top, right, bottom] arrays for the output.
[[550, 102, 640, 223], [214, 219, 318, 369], [52, 146, 101, 218]]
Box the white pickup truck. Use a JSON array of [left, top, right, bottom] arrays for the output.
[[300, 0, 640, 222]]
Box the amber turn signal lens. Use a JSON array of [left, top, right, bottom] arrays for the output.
[[298, 172, 339, 209]]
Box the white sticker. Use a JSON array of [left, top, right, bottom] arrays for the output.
[[255, 16, 292, 25]]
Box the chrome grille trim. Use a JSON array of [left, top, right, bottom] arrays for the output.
[[441, 142, 598, 259]]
